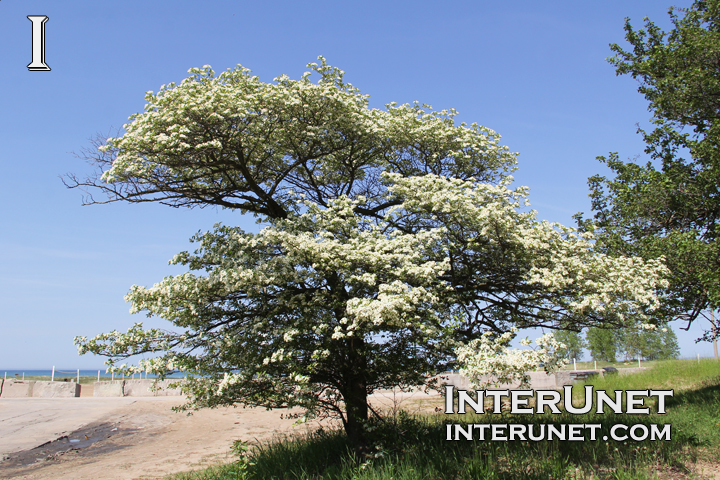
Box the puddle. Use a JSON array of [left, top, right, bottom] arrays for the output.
[[0, 420, 139, 470]]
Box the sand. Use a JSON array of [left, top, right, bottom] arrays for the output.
[[0, 390, 441, 480]]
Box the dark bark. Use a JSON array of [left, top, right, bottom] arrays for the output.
[[342, 380, 369, 451], [339, 337, 369, 452]]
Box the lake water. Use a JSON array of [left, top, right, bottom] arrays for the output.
[[0, 369, 186, 380]]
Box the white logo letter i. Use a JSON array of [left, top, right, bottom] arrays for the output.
[[27, 16, 50, 71]]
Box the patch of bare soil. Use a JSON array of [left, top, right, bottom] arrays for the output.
[[691, 456, 720, 480], [0, 398, 317, 480]]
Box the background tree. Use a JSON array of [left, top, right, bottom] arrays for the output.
[[70, 58, 669, 449], [576, 0, 720, 356], [649, 326, 681, 360], [586, 327, 619, 362], [553, 329, 587, 361], [617, 324, 645, 362], [616, 322, 680, 361]]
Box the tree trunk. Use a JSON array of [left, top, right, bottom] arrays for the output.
[[712, 310, 718, 360], [341, 337, 369, 452], [343, 378, 369, 451]]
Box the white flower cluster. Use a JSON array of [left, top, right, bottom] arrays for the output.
[[388, 173, 669, 321], [455, 328, 569, 389]]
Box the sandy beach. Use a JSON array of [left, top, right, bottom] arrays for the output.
[[0, 390, 440, 480]]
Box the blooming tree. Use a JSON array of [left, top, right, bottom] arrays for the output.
[[70, 58, 668, 448]]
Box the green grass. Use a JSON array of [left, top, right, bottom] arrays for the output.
[[578, 358, 720, 452], [166, 359, 720, 480], [581, 358, 720, 392], [559, 359, 670, 371]]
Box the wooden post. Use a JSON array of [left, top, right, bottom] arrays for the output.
[[76, 369, 80, 384], [51, 366, 55, 382], [97, 370, 100, 382]]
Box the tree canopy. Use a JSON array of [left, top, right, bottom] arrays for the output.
[[586, 327, 619, 363], [553, 329, 587, 361], [71, 58, 669, 447], [576, 0, 720, 344], [66, 59, 512, 220]]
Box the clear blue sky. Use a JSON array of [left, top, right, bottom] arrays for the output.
[[1, 0, 712, 370]]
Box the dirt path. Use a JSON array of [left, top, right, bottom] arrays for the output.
[[0, 390, 440, 480]]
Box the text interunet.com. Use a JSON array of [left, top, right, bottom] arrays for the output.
[[443, 385, 673, 442]]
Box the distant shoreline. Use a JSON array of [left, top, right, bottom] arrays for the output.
[[1, 370, 186, 380]]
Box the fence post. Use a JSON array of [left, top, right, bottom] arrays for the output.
[[51, 366, 55, 382], [76, 369, 80, 383], [97, 370, 100, 382]]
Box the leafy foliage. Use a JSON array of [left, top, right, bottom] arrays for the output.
[[576, 0, 720, 339], [586, 327, 619, 363], [552, 329, 587, 361]]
